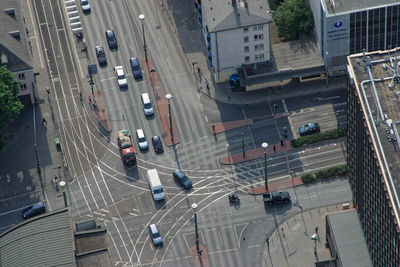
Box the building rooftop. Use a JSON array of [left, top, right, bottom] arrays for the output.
[[324, 0, 400, 15], [327, 209, 373, 267], [347, 48, 400, 220], [0, 209, 75, 267], [0, 0, 33, 72], [202, 0, 272, 32]]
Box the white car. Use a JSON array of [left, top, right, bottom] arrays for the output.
[[80, 0, 91, 12], [136, 129, 148, 150], [114, 66, 128, 88]]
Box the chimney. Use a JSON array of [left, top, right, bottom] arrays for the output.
[[232, 0, 236, 7], [1, 53, 8, 68]]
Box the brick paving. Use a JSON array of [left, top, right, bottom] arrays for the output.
[[142, 57, 179, 146], [191, 245, 209, 267], [209, 119, 253, 134], [249, 177, 303, 195]]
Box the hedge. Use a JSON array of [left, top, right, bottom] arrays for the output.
[[301, 164, 347, 184], [291, 128, 346, 148]]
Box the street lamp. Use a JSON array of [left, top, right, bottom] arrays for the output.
[[225, 144, 230, 164], [59, 181, 68, 207], [192, 203, 200, 254], [165, 94, 173, 142], [138, 14, 148, 63], [262, 142, 268, 192]]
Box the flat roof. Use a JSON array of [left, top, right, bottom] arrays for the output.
[[0, 209, 75, 267], [324, 0, 400, 15], [327, 209, 372, 267], [348, 48, 400, 220], [202, 0, 272, 32]]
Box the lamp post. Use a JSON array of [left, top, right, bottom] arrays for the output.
[[262, 142, 268, 192], [192, 203, 200, 254], [165, 94, 173, 142], [225, 144, 230, 164], [138, 14, 148, 63], [59, 181, 68, 207]]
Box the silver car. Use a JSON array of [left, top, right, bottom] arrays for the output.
[[149, 224, 163, 246]]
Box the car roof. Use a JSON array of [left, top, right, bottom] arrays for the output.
[[130, 57, 139, 65], [174, 169, 186, 178], [106, 30, 114, 37], [32, 202, 45, 209], [152, 135, 160, 141], [96, 46, 104, 53], [149, 224, 158, 233], [137, 129, 144, 137]]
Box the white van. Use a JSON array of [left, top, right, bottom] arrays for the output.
[[141, 93, 154, 116], [147, 169, 165, 201]]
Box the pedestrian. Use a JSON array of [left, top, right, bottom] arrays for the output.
[[280, 140, 284, 146], [205, 79, 209, 90], [93, 100, 97, 109], [315, 226, 319, 234], [273, 144, 276, 151], [274, 104, 278, 110], [197, 66, 201, 74], [266, 237, 270, 249], [53, 175, 58, 184], [42, 118, 47, 126], [88, 96, 92, 103]]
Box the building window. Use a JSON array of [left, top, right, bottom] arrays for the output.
[[254, 44, 264, 50], [20, 83, 27, 90], [244, 46, 249, 53], [255, 54, 264, 61], [254, 34, 263, 41], [243, 27, 248, 33], [244, 36, 249, 43], [245, 56, 250, 62], [253, 25, 263, 31], [18, 73, 25, 80]]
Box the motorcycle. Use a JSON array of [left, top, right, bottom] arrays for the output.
[[228, 193, 240, 203]]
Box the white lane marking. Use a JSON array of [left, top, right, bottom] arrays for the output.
[[282, 99, 288, 113]]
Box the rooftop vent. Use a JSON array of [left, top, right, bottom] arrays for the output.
[[9, 31, 20, 41], [4, 8, 15, 18]]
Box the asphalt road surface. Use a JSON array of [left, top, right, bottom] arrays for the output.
[[0, 0, 349, 266]]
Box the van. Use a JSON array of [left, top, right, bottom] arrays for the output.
[[141, 93, 154, 116], [147, 169, 165, 201]]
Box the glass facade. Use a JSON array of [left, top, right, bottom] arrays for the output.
[[350, 5, 400, 54]]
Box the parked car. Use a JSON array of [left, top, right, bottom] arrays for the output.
[[105, 30, 117, 49], [151, 136, 164, 153], [263, 191, 291, 205], [173, 169, 193, 189], [95, 46, 107, 65], [22, 202, 46, 219], [136, 129, 148, 150], [130, 57, 143, 79], [114, 66, 127, 88], [80, 0, 91, 12], [299, 122, 320, 136], [149, 224, 163, 246]]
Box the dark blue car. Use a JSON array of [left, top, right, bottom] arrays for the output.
[[299, 122, 320, 136], [130, 57, 142, 79], [22, 202, 46, 219]]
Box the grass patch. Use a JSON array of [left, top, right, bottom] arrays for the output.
[[291, 128, 346, 148], [301, 164, 347, 184]]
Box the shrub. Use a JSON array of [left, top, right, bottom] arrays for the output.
[[291, 128, 346, 148], [301, 173, 315, 184]]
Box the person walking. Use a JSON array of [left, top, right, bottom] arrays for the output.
[[205, 79, 209, 90], [42, 118, 47, 127]]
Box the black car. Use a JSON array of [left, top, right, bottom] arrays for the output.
[[151, 136, 164, 153], [173, 169, 193, 189], [95, 46, 107, 65], [22, 202, 46, 219], [263, 191, 291, 205], [105, 30, 117, 49]]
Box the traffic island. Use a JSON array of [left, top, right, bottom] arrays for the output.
[[190, 245, 209, 267], [249, 177, 303, 195], [88, 91, 111, 132]]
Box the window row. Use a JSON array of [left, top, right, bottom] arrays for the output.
[[243, 24, 263, 33], [244, 54, 264, 62], [244, 34, 264, 43], [244, 44, 264, 52]]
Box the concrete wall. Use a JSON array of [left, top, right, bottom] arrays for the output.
[[14, 69, 35, 103], [309, 0, 323, 48]]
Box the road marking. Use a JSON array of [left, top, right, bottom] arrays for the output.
[[205, 115, 208, 122], [218, 231, 223, 247], [282, 99, 288, 113], [314, 96, 341, 101], [248, 244, 263, 248]]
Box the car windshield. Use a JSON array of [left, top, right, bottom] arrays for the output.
[[82, 0, 88, 4], [139, 137, 146, 142], [154, 188, 163, 194], [144, 103, 152, 109], [108, 33, 116, 42], [133, 65, 140, 71], [152, 231, 161, 238], [118, 72, 125, 79]]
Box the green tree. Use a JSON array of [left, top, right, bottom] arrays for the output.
[[273, 0, 314, 40], [0, 66, 23, 150]]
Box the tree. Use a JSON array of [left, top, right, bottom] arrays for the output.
[[273, 0, 314, 40], [0, 66, 23, 150]]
